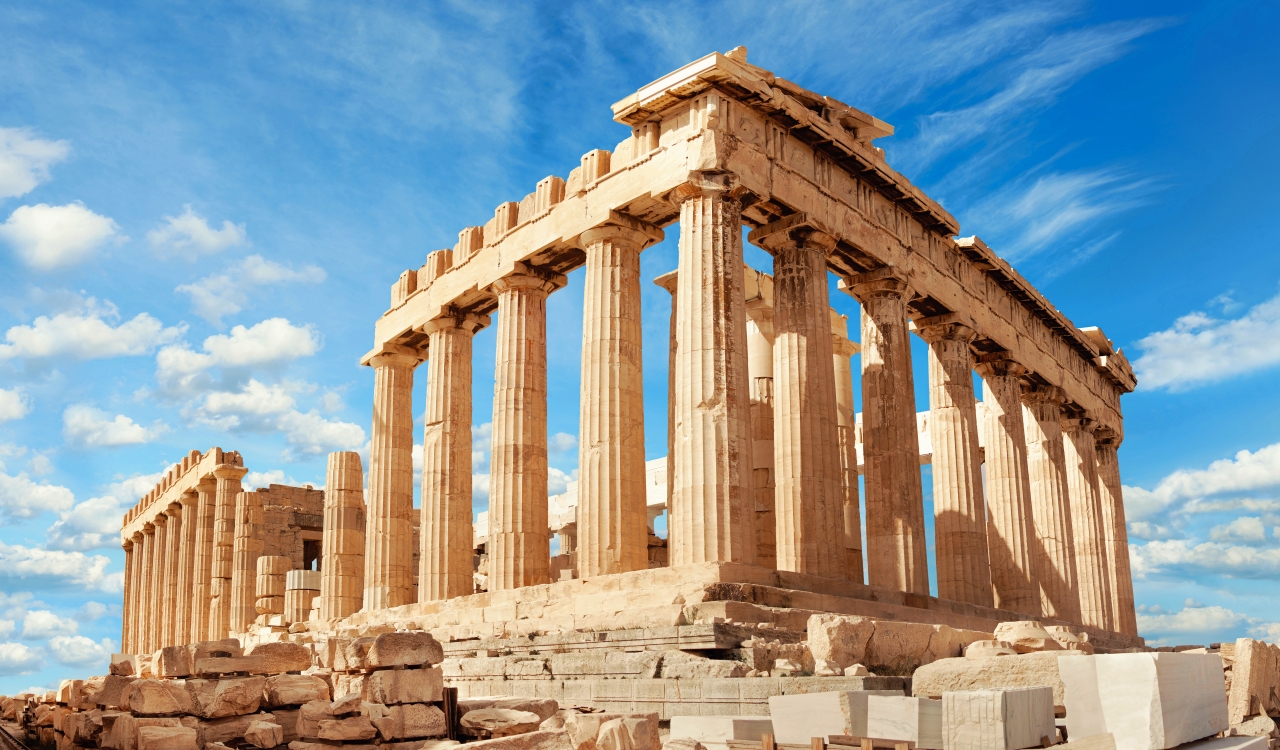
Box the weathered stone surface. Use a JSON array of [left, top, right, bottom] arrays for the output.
[[157, 644, 193, 677], [808, 614, 875, 669], [1228, 638, 1280, 724], [1232, 715, 1278, 739], [189, 638, 243, 661], [247, 641, 313, 673], [196, 655, 266, 675], [90, 674, 136, 708], [189, 711, 278, 747], [137, 725, 198, 750], [462, 729, 576, 750], [365, 667, 443, 704], [669, 716, 774, 750], [660, 650, 747, 679], [462, 708, 544, 738], [769, 691, 903, 744], [297, 699, 336, 738], [186, 676, 266, 718], [992, 621, 1063, 654], [941, 687, 1054, 750], [245, 719, 285, 748], [866, 695, 943, 750], [965, 640, 1019, 659], [373, 703, 448, 740], [319, 715, 378, 741], [265, 674, 330, 707], [367, 631, 445, 668], [121, 679, 194, 716], [340, 636, 376, 671], [865, 623, 986, 674], [914, 652, 1081, 709], [111, 653, 139, 676], [100, 715, 178, 750]]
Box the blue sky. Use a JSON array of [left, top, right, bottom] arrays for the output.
[[1, 0, 1279, 692]]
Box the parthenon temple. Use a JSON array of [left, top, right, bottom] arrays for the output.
[[114, 48, 1144, 714]]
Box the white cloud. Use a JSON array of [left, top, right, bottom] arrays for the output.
[[1124, 442, 1280, 523], [549, 467, 574, 496], [46, 495, 125, 551], [49, 635, 115, 667], [1131, 539, 1280, 580], [0, 542, 121, 592], [0, 202, 124, 270], [20, 610, 77, 640], [0, 128, 70, 199], [0, 642, 42, 675], [277, 410, 366, 457], [192, 379, 365, 457], [102, 471, 164, 503], [146, 205, 246, 259], [244, 470, 287, 490], [156, 318, 321, 395], [63, 405, 167, 448], [1136, 602, 1250, 635], [197, 379, 297, 425], [177, 254, 326, 326], [0, 295, 184, 361], [550, 432, 577, 453], [0, 388, 32, 422], [1209, 516, 1269, 546], [74, 602, 110, 622], [0, 471, 75, 520], [1133, 289, 1280, 391]]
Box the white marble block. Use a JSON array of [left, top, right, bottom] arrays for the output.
[[866, 696, 943, 749], [768, 691, 903, 745], [670, 716, 776, 750], [1058, 653, 1227, 750], [1176, 737, 1267, 750], [942, 687, 1055, 750]]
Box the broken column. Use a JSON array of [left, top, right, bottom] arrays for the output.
[[845, 267, 929, 595], [209, 463, 247, 640], [321, 451, 365, 620], [1021, 385, 1080, 624], [231, 490, 265, 634], [832, 320, 864, 584], [1062, 416, 1113, 631], [285, 570, 321, 624], [365, 347, 421, 610], [1095, 428, 1138, 637], [577, 220, 659, 578], [255, 555, 288, 621]]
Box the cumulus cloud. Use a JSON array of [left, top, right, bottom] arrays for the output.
[[102, 472, 165, 504], [277, 410, 366, 457], [0, 295, 184, 361], [63, 405, 167, 448], [0, 642, 42, 675], [0, 202, 124, 270], [1209, 516, 1269, 546], [156, 318, 321, 395], [0, 542, 120, 592], [550, 432, 577, 453], [46, 495, 126, 551], [1131, 539, 1280, 580], [0, 127, 70, 199], [192, 379, 365, 458], [49, 635, 115, 668], [1124, 441, 1280, 524], [1136, 601, 1251, 635], [177, 254, 325, 326], [1133, 289, 1280, 391], [0, 471, 75, 520], [20, 610, 77, 640], [146, 205, 246, 259], [244, 470, 287, 490], [0, 387, 32, 422]]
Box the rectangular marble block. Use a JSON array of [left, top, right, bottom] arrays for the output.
[[866, 696, 942, 750], [942, 687, 1054, 750], [670, 716, 775, 750], [1059, 653, 1228, 750], [1177, 737, 1268, 750], [768, 691, 902, 745]]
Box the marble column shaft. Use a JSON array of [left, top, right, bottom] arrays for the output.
[[121, 540, 134, 653], [365, 350, 420, 610], [846, 270, 929, 595], [139, 525, 155, 653], [654, 271, 679, 561], [230, 490, 265, 633], [149, 515, 168, 652], [1063, 417, 1113, 631], [919, 320, 993, 607], [209, 464, 246, 640], [753, 219, 845, 578], [490, 271, 561, 588], [832, 334, 864, 584], [162, 503, 182, 647], [1096, 430, 1138, 636], [420, 316, 483, 601], [745, 306, 776, 569], [1021, 386, 1081, 623], [578, 225, 653, 578], [975, 357, 1040, 615], [322, 451, 366, 619], [190, 479, 216, 643], [669, 175, 756, 565], [174, 492, 196, 645]]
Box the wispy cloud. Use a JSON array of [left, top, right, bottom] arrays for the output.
[[0, 127, 70, 200], [176, 255, 325, 327], [147, 205, 246, 260]]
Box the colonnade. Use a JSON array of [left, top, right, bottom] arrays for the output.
[[363, 174, 1137, 636]]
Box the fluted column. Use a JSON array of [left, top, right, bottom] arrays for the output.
[[172, 492, 196, 645], [578, 222, 659, 578], [209, 464, 247, 640], [138, 524, 155, 653], [745, 299, 776, 568], [230, 489, 264, 633], [321, 451, 365, 619], [975, 355, 1039, 615], [832, 330, 864, 583], [1096, 428, 1137, 636], [121, 539, 134, 653], [750, 216, 845, 578], [149, 514, 168, 652], [1063, 416, 1113, 631], [654, 271, 679, 547], [1022, 386, 1080, 623], [190, 478, 216, 643], [128, 531, 144, 652], [365, 349, 421, 610], [420, 314, 485, 601], [669, 173, 756, 565], [844, 268, 928, 595], [162, 503, 182, 646], [489, 269, 563, 588], [917, 318, 992, 607]]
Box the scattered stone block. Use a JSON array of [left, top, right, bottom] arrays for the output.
[[461, 729, 576, 750], [768, 691, 902, 744], [669, 716, 774, 750], [845, 664, 870, 676], [189, 638, 243, 661], [459, 697, 560, 722], [297, 699, 336, 738], [463, 708, 544, 738], [373, 703, 448, 740], [121, 679, 194, 716], [1232, 715, 1278, 739], [660, 650, 747, 678], [111, 653, 139, 676], [1177, 737, 1268, 750], [90, 674, 137, 709], [265, 673, 330, 706], [246, 641, 313, 673], [195, 655, 266, 675], [993, 622, 1063, 654], [941, 687, 1054, 750], [368, 631, 445, 668], [965, 641, 1018, 659], [245, 719, 284, 748], [1228, 639, 1280, 724], [913, 652, 1081, 710], [189, 711, 278, 747], [866, 695, 943, 750], [364, 666, 443, 704], [319, 714, 378, 741], [186, 676, 266, 718], [808, 614, 876, 669], [137, 724, 198, 750], [156, 644, 193, 677]]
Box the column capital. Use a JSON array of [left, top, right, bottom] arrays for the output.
[[975, 351, 1029, 380], [913, 313, 978, 345], [747, 213, 837, 254], [143, 521, 155, 534], [420, 310, 490, 337], [1061, 415, 1097, 433], [365, 347, 424, 370], [1021, 382, 1066, 406], [490, 263, 567, 296], [152, 512, 168, 527], [1094, 426, 1121, 447], [653, 270, 678, 296], [578, 210, 664, 249], [671, 170, 742, 204], [839, 266, 912, 303], [164, 501, 182, 518], [131, 530, 144, 543], [122, 538, 134, 551], [178, 489, 198, 507], [213, 464, 249, 482], [832, 335, 859, 358]]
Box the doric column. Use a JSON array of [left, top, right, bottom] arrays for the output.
[[162, 502, 182, 646], [668, 173, 756, 565], [654, 270, 679, 547], [365, 348, 422, 610], [749, 215, 845, 579], [420, 314, 485, 601], [916, 317, 992, 607], [209, 464, 247, 640], [173, 491, 196, 645], [230, 490, 265, 633], [321, 451, 365, 619], [128, 531, 144, 653], [1095, 428, 1137, 636], [149, 514, 168, 652], [843, 268, 929, 595], [489, 268, 564, 588], [577, 220, 660, 578], [744, 294, 776, 569], [832, 328, 864, 583], [121, 539, 134, 653], [1062, 416, 1113, 631], [975, 355, 1040, 615], [190, 478, 216, 643], [138, 524, 154, 653], [1021, 386, 1080, 623]]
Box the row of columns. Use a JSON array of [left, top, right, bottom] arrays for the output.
[[361, 172, 1136, 637], [120, 464, 247, 655]]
